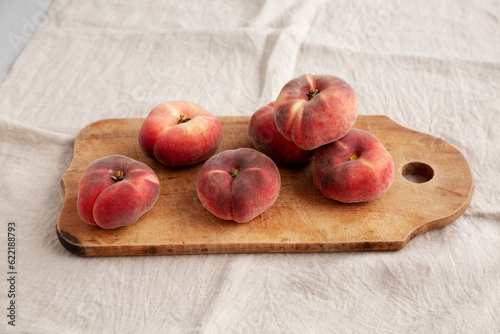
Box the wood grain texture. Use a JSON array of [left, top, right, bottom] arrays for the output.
[[56, 116, 474, 256]]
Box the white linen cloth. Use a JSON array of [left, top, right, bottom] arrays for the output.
[[0, 0, 499, 333]]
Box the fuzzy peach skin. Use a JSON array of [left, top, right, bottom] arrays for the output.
[[138, 101, 223, 166], [77, 155, 160, 229], [313, 129, 395, 203], [248, 101, 315, 164], [196, 148, 281, 223], [274, 74, 358, 150]]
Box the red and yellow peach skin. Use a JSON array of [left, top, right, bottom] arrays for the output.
[[196, 148, 281, 223], [77, 155, 160, 229], [313, 129, 395, 203], [274, 74, 358, 150], [138, 101, 223, 166]]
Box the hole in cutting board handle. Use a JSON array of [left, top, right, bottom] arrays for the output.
[[402, 162, 434, 183]]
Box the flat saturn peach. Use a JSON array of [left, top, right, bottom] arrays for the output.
[[77, 155, 160, 229], [313, 128, 395, 203], [138, 100, 223, 166], [274, 74, 358, 150], [196, 148, 281, 223]]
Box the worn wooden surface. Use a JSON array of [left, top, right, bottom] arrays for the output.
[[57, 116, 474, 256]]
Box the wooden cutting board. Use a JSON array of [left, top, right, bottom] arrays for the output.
[[57, 116, 473, 256]]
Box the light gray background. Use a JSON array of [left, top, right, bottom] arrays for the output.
[[0, 1, 499, 333], [0, 0, 53, 83]]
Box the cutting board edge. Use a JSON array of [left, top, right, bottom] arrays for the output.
[[406, 177, 474, 240], [57, 200, 473, 256], [56, 226, 413, 257]]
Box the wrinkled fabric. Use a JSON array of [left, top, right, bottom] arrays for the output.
[[0, 0, 499, 333]]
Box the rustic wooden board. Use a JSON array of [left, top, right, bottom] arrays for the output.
[[57, 116, 474, 256]]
